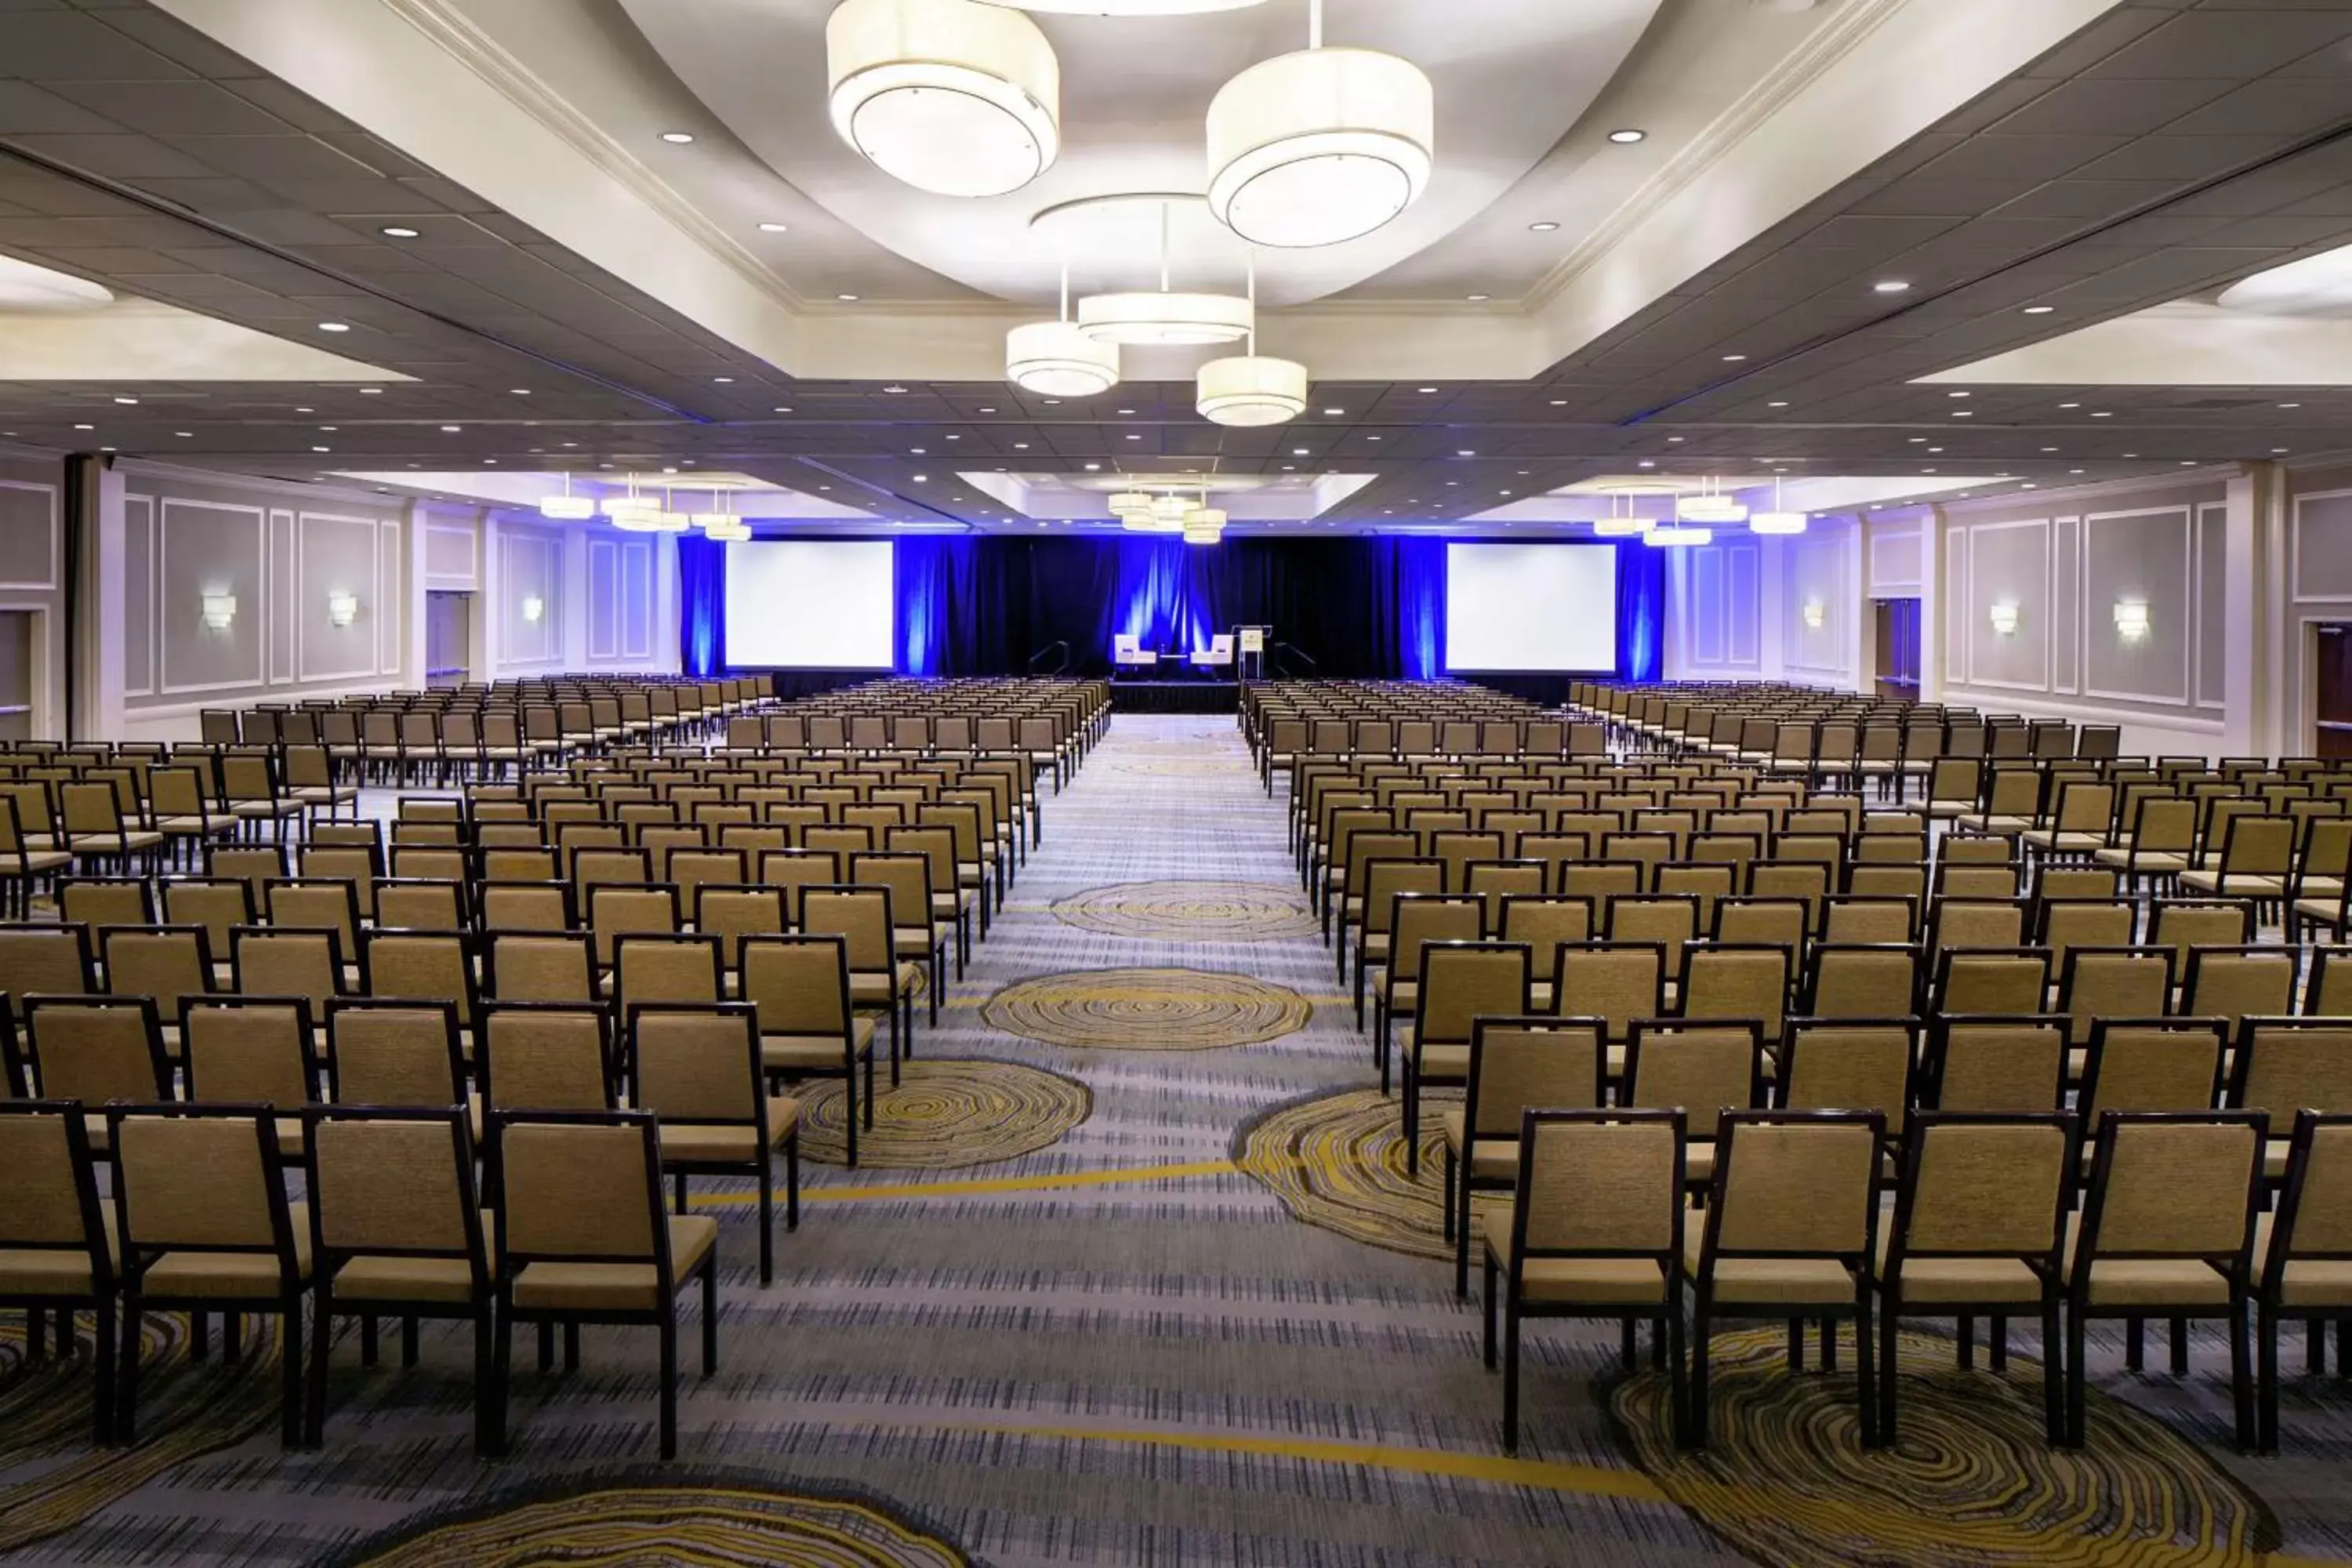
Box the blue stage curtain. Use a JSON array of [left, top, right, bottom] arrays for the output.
[[895, 535, 966, 676], [676, 532, 724, 677], [1615, 539, 1666, 681], [1395, 538, 1445, 680]]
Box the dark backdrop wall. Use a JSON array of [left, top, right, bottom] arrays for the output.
[[680, 533, 1663, 689]]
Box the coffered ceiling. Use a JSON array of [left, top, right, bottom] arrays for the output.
[[0, 0, 2343, 535]]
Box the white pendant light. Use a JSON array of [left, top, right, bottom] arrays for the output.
[[1748, 473, 1807, 535], [1206, 0, 1433, 248], [1183, 503, 1227, 545], [1645, 524, 1712, 547], [1149, 494, 1193, 532], [1080, 200, 1252, 345], [705, 519, 753, 543], [1678, 478, 1748, 524], [1592, 492, 1656, 537], [1008, 263, 1120, 397], [1107, 490, 1152, 516], [607, 479, 686, 532], [1198, 255, 1307, 426], [539, 471, 594, 521], [827, 0, 1059, 198]]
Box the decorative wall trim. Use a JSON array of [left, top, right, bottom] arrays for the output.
[[123, 494, 154, 699], [1957, 516, 2050, 694], [379, 517, 402, 677], [0, 478, 59, 591], [295, 513, 383, 687], [158, 498, 267, 697], [268, 509, 295, 685], [2051, 515, 2080, 697], [2079, 506, 2191, 708], [2196, 503, 2227, 711]]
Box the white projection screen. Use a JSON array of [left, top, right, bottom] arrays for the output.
[[1444, 543, 1620, 673], [724, 539, 895, 669]]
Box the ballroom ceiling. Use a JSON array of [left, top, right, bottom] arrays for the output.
[[0, 0, 2343, 533]]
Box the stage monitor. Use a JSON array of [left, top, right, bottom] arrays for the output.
[[1444, 543, 1619, 673], [724, 539, 895, 669]]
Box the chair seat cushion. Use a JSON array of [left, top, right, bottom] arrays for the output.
[[141, 1207, 312, 1298], [659, 1100, 800, 1164], [333, 1250, 488, 1305], [1402, 1032, 1467, 1081], [1880, 1218, 2044, 1304], [511, 1215, 716, 1311], [0, 1208, 114, 1297], [1436, 1111, 1515, 1179], [849, 964, 923, 1004], [1483, 1207, 1669, 1303], [2063, 1214, 2230, 1306], [1686, 1232, 1854, 1305], [2256, 1213, 2352, 1308], [70, 830, 165, 852], [762, 1018, 875, 1071]]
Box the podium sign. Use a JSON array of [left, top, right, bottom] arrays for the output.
[[1239, 627, 1265, 653]]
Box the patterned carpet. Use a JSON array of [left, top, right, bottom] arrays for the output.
[[9, 714, 2352, 1566]]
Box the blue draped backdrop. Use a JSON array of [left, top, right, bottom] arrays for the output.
[[683, 534, 1664, 687]]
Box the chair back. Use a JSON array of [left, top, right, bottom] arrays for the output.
[[629, 1003, 761, 1127], [2266, 1112, 2352, 1291], [327, 1000, 466, 1108], [100, 925, 212, 1023], [1414, 942, 1529, 1047], [1624, 1021, 1765, 1139], [1466, 1016, 1605, 1138], [2078, 1112, 2263, 1265], [495, 1111, 662, 1265], [2080, 1018, 2227, 1118], [1893, 1113, 2073, 1266], [112, 1106, 295, 1269], [182, 998, 314, 1112], [1781, 1018, 1917, 1134], [24, 995, 170, 1103], [1511, 1110, 1685, 1262], [740, 934, 854, 1037], [481, 1004, 614, 1112], [0, 1101, 108, 1278], [1552, 942, 1663, 1040], [1706, 1111, 1883, 1261]]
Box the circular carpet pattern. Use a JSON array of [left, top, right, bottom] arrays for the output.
[[1612, 1326, 2280, 1567], [339, 1483, 967, 1567], [1233, 1087, 1485, 1261], [796, 1058, 1091, 1169], [1051, 879, 1321, 943], [983, 967, 1312, 1051]]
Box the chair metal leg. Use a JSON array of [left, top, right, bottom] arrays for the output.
[[2230, 1297, 2256, 1451], [278, 1297, 304, 1450], [2259, 1302, 2281, 1454], [1501, 1298, 1522, 1453], [307, 1294, 332, 1448], [702, 1263, 718, 1377], [659, 1315, 678, 1461]]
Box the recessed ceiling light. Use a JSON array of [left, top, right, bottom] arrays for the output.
[[174, 430, 191, 437], [71, 423, 93, 430], [1124, 434, 1140, 440], [1722, 354, 1747, 362], [318, 321, 349, 332], [441, 425, 461, 433], [1465, 293, 1490, 303], [1948, 391, 1970, 399], [912, 474, 927, 481], [510, 388, 530, 396], [2059, 402, 2081, 410], [757, 222, 789, 234], [1928, 447, 1944, 453], [358, 387, 381, 395], [1367, 434, 1383, 441], [2022, 305, 2055, 315], [2281, 402, 2303, 409], [2069, 468, 2085, 474], [312, 445, 330, 452], [562, 441, 578, 447], [1457, 449, 1475, 457], [318, 425, 337, 432], [1953, 411, 1973, 417], [296, 407, 313, 414], [2090, 411, 2111, 418], [2041, 446, 2057, 452], [1083, 462, 1100, 471], [1874, 280, 1912, 294], [2021, 484, 2037, 490], [978, 406, 996, 414], [1637, 459, 1655, 468], [660, 131, 696, 144], [713, 376, 733, 384], [1292, 447, 1309, 456], [1908, 437, 1926, 444], [1418, 387, 1438, 394], [1323, 407, 1345, 416], [910, 447, 926, 455], [1768, 401, 1788, 408], [111, 396, 136, 405], [837, 293, 860, 302], [380, 226, 419, 239], [1668, 436, 1685, 443], [1529, 220, 1559, 232], [1608, 129, 1646, 144]]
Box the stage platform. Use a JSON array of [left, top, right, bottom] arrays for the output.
[[1108, 679, 1240, 714]]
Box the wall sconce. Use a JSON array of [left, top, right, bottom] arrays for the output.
[[1802, 598, 1825, 630], [199, 592, 236, 631], [1988, 601, 2020, 637], [521, 596, 544, 623], [2113, 599, 2150, 642], [325, 590, 359, 627]]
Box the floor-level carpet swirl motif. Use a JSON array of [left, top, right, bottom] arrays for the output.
[[1050, 879, 1321, 943], [1233, 1086, 1489, 1261], [982, 966, 1311, 1051], [795, 1058, 1091, 1168], [0, 1312, 281, 1553], [334, 1480, 969, 1566], [1611, 1326, 2281, 1567]]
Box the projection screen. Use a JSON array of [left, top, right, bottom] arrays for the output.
[[1443, 543, 1620, 672], [723, 539, 895, 669]]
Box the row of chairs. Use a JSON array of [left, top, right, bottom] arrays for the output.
[[1472, 1102, 2339, 1458]]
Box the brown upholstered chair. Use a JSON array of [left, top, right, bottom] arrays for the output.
[[627, 1002, 800, 1283]]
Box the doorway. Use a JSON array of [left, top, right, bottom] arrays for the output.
[[0, 610, 32, 741], [2315, 623, 2352, 759], [425, 590, 473, 688], [1872, 598, 1922, 706]]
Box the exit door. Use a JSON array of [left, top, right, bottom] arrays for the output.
[[2317, 624, 2352, 759]]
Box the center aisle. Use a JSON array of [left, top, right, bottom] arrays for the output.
[[713, 711, 1722, 1566]]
